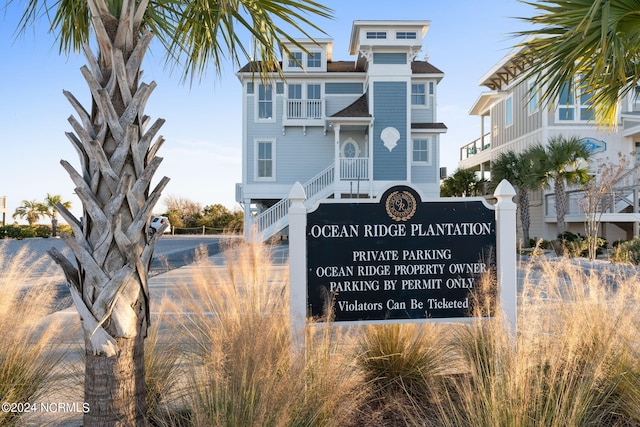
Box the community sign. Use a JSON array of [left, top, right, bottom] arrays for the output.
[[306, 185, 497, 322]]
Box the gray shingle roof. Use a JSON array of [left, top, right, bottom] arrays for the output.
[[330, 94, 371, 118]]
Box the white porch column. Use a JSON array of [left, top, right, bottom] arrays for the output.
[[480, 114, 486, 149], [333, 124, 341, 198], [634, 189, 639, 237], [243, 198, 254, 242], [494, 179, 517, 336]]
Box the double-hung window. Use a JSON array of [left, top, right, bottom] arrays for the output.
[[558, 82, 575, 120], [528, 80, 539, 114], [412, 83, 426, 106], [288, 52, 302, 68], [505, 95, 513, 127], [307, 52, 322, 68], [257, 84, 273, 120], [579, 88, 594, 120], [306, 84, 321, 119], [287, 84, 302, 118], [412, 138, 431, 164], [256, 139, 275, 180], [558, 78, 594, 121]]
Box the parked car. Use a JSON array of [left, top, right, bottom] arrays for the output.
[[149, 216, 171, 235]]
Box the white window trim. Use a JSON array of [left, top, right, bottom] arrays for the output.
[[366, 31, 387, 39], [288, 51, 303, 68], [254, 138, 276, 181], [411, 82, 428, 108], [254, 83, 276, 123], [556, 79, 593, 122], [527, 80, 539, 115], [307, 51, 322, 68], [411, 137, 432, 166], [396, 31, 417, 40], [505, 95, 514, 128], [285, 82, 324, 103]]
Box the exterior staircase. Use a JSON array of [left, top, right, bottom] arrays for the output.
[[253, 164, 335, 240], [546, 165, 640, 231]]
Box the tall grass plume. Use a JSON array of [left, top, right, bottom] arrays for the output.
[[438, 256, 640, 426], [167, 240, 364, 426], [0, 243, 67, 426]]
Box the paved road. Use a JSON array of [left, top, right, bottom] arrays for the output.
[[0, 234, 236, 272], [0, 235, 240, 305]]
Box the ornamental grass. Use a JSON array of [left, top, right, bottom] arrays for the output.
[[0, 243, 67, 426]]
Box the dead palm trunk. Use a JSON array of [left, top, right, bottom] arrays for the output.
[[47, 0, 168, 424]]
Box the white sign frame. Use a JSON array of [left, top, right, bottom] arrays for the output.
[[288, 180, 517, 349]]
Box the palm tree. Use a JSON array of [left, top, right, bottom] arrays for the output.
[[41, 193, 72, 237], [491, 150, 537, 246], [12, 199, 45, 226], [10, 1, 332, 425], [440, 168, 486, 197], [528, 135, 592, 236], [516, 0, 640, 127]]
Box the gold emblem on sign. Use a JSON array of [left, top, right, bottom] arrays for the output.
[[385, 191, 416, 221]]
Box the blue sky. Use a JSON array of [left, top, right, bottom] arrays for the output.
[[0, 0, 534, 223]]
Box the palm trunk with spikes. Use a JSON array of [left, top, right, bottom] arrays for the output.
[[47, 0, 168, 424], [554, 179, 567, 237], [518, 188, 531, 246]]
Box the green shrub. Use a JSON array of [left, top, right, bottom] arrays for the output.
[[611, 237, 640, 264], [0, 225, 22, 239], [33, 225, 51, 238], [553, 232, 606, 257], [0, 225, 53, 239]]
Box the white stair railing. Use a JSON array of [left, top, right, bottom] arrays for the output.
[[255, 164, 335, 238]]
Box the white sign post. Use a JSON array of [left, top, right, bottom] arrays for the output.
[[0, 196, 6, 227], [288, 183, 308, 351], [288, 180, 517, 348]]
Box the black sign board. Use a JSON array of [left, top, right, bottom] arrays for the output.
[[306, 186, 496, 322]]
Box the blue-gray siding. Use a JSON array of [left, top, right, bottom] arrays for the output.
[[325, 82, 364, 94], [411, 137, 439, 183], [410, 107, 434, 124], [373, 81, 407, 180], [246, 95, 334, 185], [325, 95, 363, 117]]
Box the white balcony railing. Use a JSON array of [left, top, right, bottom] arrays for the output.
[[255, 164, 335, 237], [340, 157, 369, 180], [285, 99, 324, 120]]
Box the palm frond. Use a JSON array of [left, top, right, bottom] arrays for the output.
[[158, 0, 334, 84], [515, 0, 640, 127]]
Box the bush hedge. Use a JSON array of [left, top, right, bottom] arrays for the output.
[[0, 225, 53, 239]]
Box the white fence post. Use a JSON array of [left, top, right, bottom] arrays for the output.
[[494, 179, 517, 335], [288, 182, 307, 351]]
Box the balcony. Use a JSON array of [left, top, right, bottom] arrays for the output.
[[283, 99, 325, 129], [460, 132, 491, 161], [339, 157, 369, 180]]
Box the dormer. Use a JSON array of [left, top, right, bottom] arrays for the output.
[[281, 38, 333, 73], [349, 20, 429, 70]]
